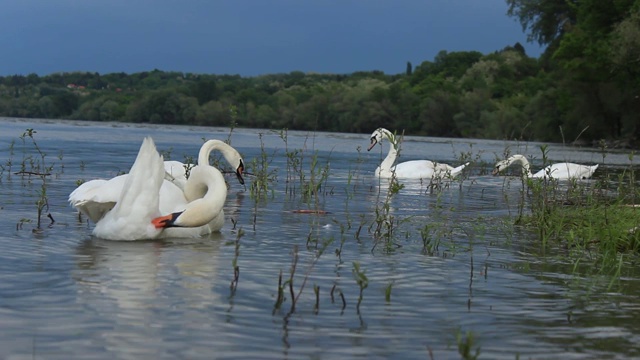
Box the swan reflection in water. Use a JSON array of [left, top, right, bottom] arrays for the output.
[[72, 234, 225, 356]]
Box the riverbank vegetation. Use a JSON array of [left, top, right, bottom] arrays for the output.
[[1, 0, 640, 148]]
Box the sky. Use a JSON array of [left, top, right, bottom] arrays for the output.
[[0, 0, 543, 77]]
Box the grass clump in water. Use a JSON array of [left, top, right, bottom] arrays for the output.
[[514, 146, 640, 269]]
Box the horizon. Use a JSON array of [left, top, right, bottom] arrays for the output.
[[0, 0, 543, 77]]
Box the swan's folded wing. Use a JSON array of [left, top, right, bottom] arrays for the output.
[[69, 176, 129, 223], [73, 199, 117, 223]]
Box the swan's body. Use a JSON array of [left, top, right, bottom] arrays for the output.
[[492, 154, 598, 179], [69, 139, 244, 240], [367, 128, 468, 179]]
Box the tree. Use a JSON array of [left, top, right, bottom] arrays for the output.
[[506, 0, 578, 45]]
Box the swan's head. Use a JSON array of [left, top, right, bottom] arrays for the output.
[[492, 159, 510, 175], [367, 128, 392, 151], [492, 155, 530, 176], [216, 143, 245, 185], [152, 211, 182, 229], [151, 210, 211, 229]]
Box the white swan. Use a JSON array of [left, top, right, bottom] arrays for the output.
[[69, 138, 244, 240], [157, 139, 245, 237], [492, 154, 598, 179], [367, 127, 468, 179]]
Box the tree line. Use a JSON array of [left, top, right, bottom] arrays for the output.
[[1, 0, 639, 148]]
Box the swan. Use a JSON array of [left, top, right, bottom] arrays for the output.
[[492, 154, 599, 179], [157, 139, 245, 237], [367, 127, 468, 179], [69, 138, 245, 240], [70, 139, 245, 223]]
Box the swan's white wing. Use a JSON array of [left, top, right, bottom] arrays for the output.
[[69, 176, 128, 223], [94, 137, 166, 240]]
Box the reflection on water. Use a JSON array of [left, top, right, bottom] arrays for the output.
[[70, 236, 224, 359], [1, 118, 640, 359]]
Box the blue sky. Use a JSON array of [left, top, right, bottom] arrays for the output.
[[0, 0, 542, 77]]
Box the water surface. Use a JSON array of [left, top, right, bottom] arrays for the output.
[[1, 118, 640, 359]]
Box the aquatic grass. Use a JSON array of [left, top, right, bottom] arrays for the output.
[[329, 284, 347, 312], [277, 128, 299, 194], [342, 145, 365, 206], [274, 239, 334, 317], [277, 129, 333, 211], [15, 129, 57, 231], [229, 227, 244, 297], [333, 219, 349, 262], [248, 133, 278, 230], [248, 132, 277, 201], [384, 282, 393, 303], [0, 138, 15, 182], [455, 328, 481, 360], [420, 224, 440, 256], [370, 176, 406, 252], [298, 149, 331, 210], [313, 284, 320, 314], [510, 143, 640, 275], [352, 261, 368, 314]]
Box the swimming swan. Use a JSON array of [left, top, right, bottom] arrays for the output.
[[69, 138, 244, 240], [367, 127, 468, 179], [492, 154, 598, 179]]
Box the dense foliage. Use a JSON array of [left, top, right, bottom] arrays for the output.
[[1, 0, 639, 147]]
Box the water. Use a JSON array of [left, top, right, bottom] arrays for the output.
[[1, 117, 640, 359]]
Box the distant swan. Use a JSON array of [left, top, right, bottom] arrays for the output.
[[492, 154, 598, 179], [69, 138, 244, 240], [367, 127, 468, 179]]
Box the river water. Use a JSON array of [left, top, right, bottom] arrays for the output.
[[1, 117, 639, 359]]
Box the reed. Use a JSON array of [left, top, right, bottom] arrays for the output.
[[273, 239, 333, 317], [455, 328, 481, 360], [248, 133, 277, 230], [370, 174, 406, 252], [508, 144, 640, 274], [352, 261, 368, 314], [229, 227, 244, 297], [0, 139, 15, 182], [384, 282, 393, 303], [15, 129, 56, 230], [420, 224, 440, 256]]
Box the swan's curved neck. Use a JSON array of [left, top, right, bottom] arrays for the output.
[[508, 155, 533, 177], [199, 140, 233, 166], [177, 165, 228, 227], [378, 129, 398, 173]]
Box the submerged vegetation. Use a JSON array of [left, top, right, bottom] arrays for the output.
[[4, 128, 61, 231]]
